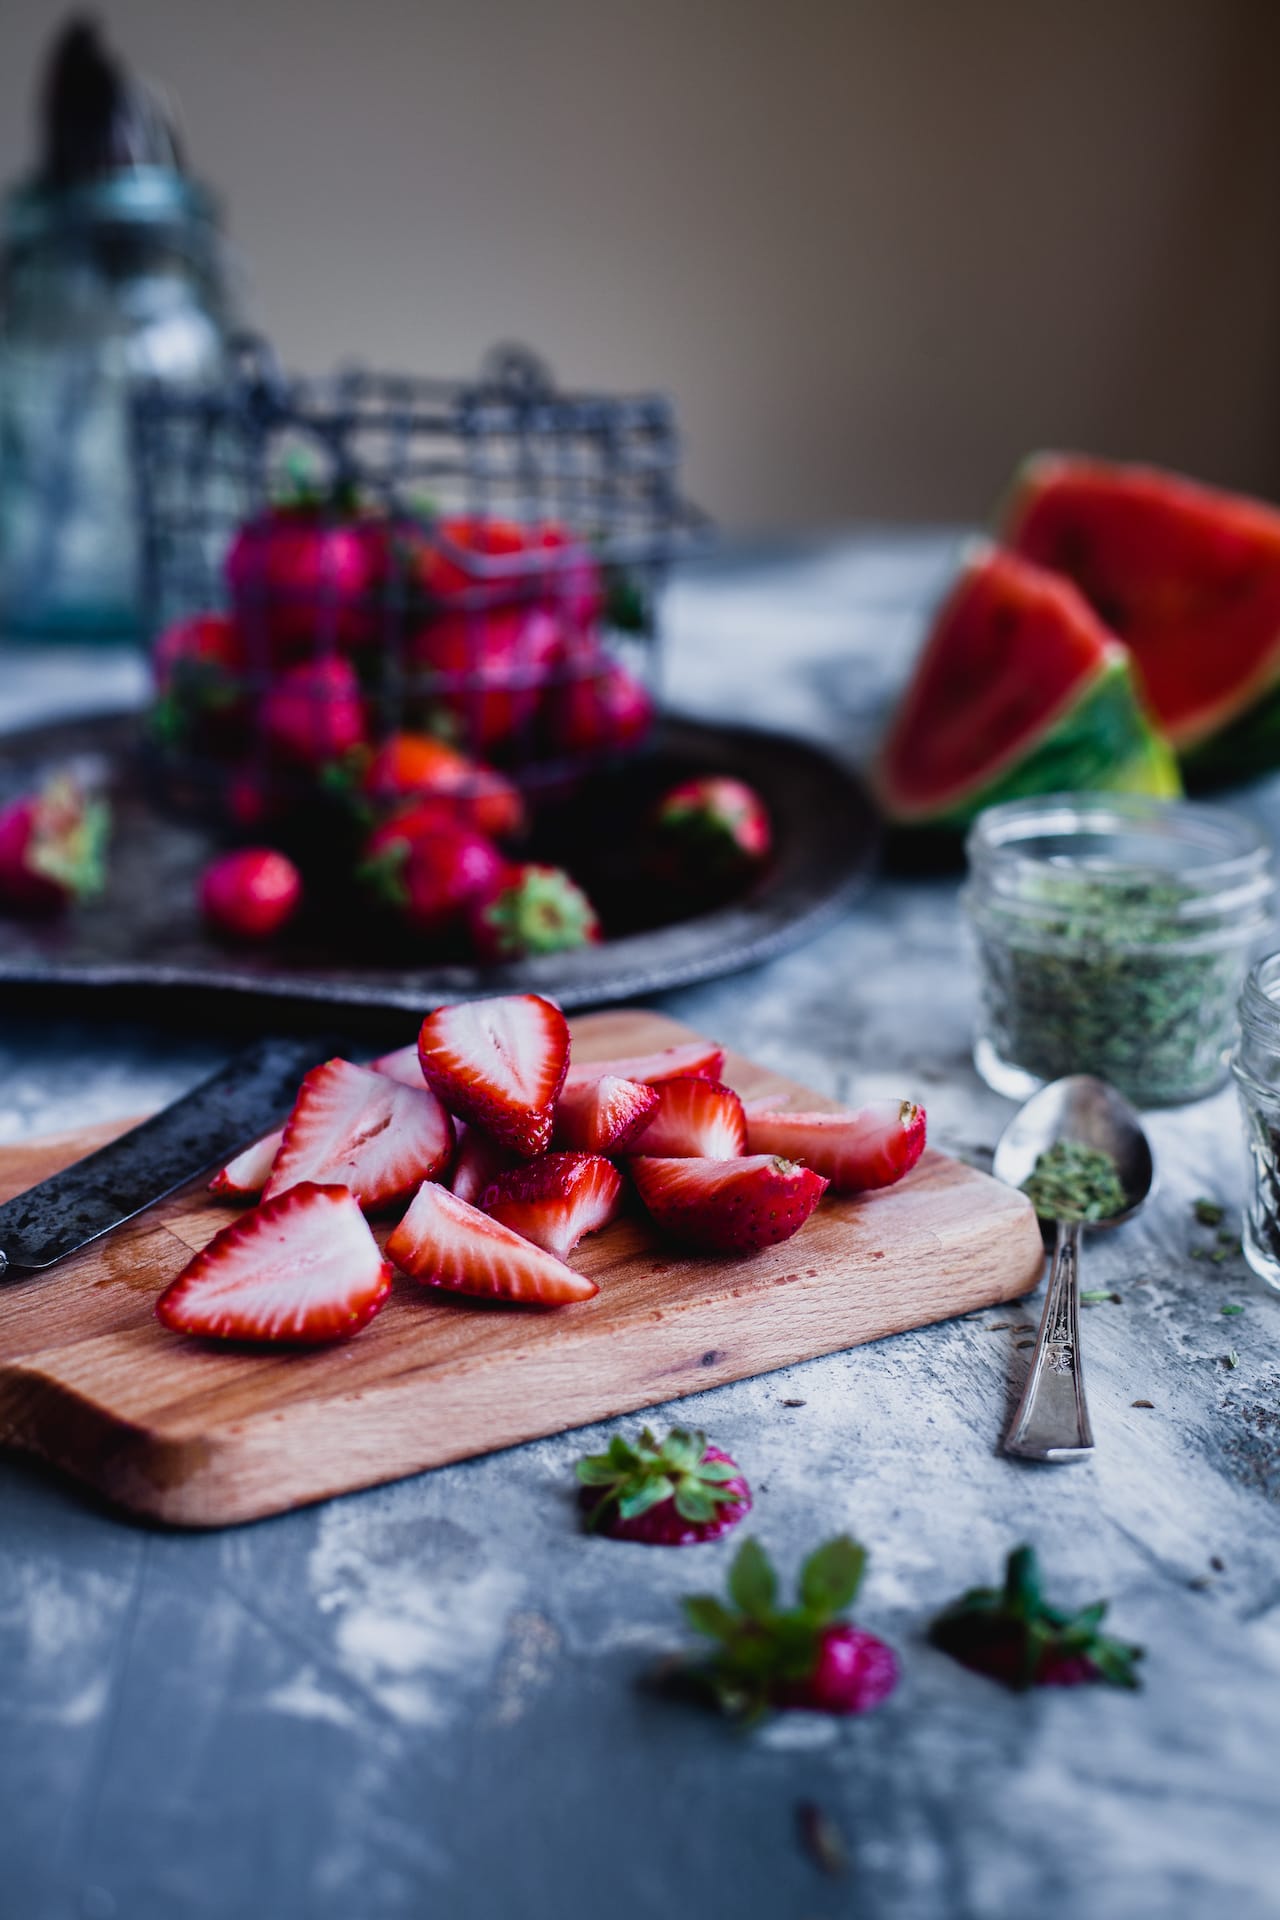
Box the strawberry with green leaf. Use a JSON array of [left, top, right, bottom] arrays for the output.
[[928, 1545, 1143, 1690], [674, 1534, 899, 1720], [576, 1427, 751, 1545]]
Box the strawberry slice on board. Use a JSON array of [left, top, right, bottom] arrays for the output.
[[417, 993, 570, 1156], [744, 1101, 926, 1192], [386, 1181, 598, 1305], [630, 1077, 746, 1159], [448, 1123, 518, 1205], [208, 1126, 284, 1199], [156, 1183, 393, 1344], [562, 1039, 724, 1095], [554, 1074, 658, 1154], [630, 1155, 829, 1253], [263, 1059, 454, 1209], [480, 1153, 623, 1262]]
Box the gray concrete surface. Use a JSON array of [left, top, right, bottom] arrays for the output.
[[2, 536, 1278, 1920]]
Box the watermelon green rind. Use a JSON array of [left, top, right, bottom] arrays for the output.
[[877, 544, 1181, 828], [1182, 680, 1280, 786]]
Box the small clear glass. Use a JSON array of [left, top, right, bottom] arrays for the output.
[[963, 793, 1273, 1108], [1232, 954, 1280, 1294]]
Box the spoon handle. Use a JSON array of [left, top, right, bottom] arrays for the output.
[[1002, 1219, 1095, 1462]]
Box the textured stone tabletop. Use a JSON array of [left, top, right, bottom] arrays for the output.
[[2, 536, 1278, 1920]]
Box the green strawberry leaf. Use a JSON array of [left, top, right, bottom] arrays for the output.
[[728, 1538, 777, 1622], [799, 1536, 866, 1621], [617, 1476, 675, 1521], [682, 1595, 737, 1641]]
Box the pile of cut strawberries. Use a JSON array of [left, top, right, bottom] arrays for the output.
[[157, 994, 927, 1344]]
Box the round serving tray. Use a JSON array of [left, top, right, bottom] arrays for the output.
[[0, 710, 877, 1020]]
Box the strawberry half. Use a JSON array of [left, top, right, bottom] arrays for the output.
[[209, 1126, 284, 1199], [480, 1152, 623, 1261], [744, 1101, 926, 1192], [386, 1180, 598, 1305], [554, 1074, 658, 1154], [417, 993, 570, 1156], [562, 1040, 724, 1095], [631, 1155, 828, 1253], [157, 1183, 393, 1344], [447, 1122, 518, 1204], [367, 1041, 427, 1087], [631, 1077, 746, 1159], [264, 1058, 454, 1208]]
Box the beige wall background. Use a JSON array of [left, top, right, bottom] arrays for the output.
[[3, 0, 1280, 528]]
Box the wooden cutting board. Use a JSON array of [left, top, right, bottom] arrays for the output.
[[0, 1010, 1043, 1527]]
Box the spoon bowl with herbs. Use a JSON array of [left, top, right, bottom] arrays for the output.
[[993, 1074, 1155, 1463]]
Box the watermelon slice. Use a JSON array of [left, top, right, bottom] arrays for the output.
[[1003, 454, 1280, 775], [877, 544, 1179, 828]]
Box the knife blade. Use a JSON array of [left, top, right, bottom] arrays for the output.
[[0, 1034, 341, 1278]]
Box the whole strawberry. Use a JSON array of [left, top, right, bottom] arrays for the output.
[[468, 862, 601, 963], [262, 657, 368, 768], [576, 1427, 751, 1544], [647, 776, 772, 896], [150, 613, 247, 749], [675, 1535, 898, 1720], [929, 1545, 1143, 1691], [227, 500, 386, 657], [200, 847, 302, 942], [358, 732, 525, 840], [0, 775, 110, 916], [361, 807, 504, 941], [543, 651, 654, 758]]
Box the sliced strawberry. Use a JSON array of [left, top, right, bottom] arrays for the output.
[[448, 1123, 517, 1204], [631, 1077, 746, 1159], [368, 1041, 426, 1088], [386, 1180, 597, 1305], [156, 1183, 393, 1344], [263, 1058, 454, 1208], [480, 1152, 623, 1261], [562, 1039, 724, 1095], [554, 1074, 658, 1153], [744, 1101, 926, 1192], [417, 993, 570, 1156], [209, 1126, 284, 1199], [630, 1154, 828, 1253]]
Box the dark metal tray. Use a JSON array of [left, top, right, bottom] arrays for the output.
[[0, 710, 877, 1019]]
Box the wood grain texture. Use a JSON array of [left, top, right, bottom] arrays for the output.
[[0, 1009, 1044, 1526]]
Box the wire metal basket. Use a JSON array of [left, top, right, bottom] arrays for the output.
[[131, 337, 701, 832]]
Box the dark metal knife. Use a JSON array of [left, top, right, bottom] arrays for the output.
[[0, 1034, 340, 1279]]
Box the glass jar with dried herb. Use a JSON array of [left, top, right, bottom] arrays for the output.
[[964, 795, 1273, 1108], [1232, 953, 1280, 1295]]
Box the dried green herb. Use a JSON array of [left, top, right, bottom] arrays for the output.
[[1221, 1303, 1244, 1317], [974, 872, 1246, 1105], [1224, 1350, 1240, 1370], [1021, 1142, 1127, 1223], [1193, 1198, 1225, 1227]]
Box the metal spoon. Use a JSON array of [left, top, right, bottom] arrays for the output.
[[993, 1074, 1155, 1463]]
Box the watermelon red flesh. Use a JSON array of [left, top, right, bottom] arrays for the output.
[[1003, 455, 1280, 752], [878, 544, 1175, 822]]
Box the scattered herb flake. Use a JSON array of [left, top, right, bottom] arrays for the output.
[[780, 1399, 806, 1409], [1021, 1141, 1127, 1224], [1080, 1289, 1122, 1305], [1132, 1399, 1154, 1409], [1193, 1198, 1225, 1228], [795, 1800, 849, 1880], [1224, 1350, 1240, 1370], [1210, 1555, 1225, 1572], [1221, 1303, 1244, 1317]]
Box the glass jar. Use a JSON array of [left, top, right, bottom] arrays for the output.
[[0, 170, 232, 639], [963, 793, 1273, 1107], [1232, 954, 1280, 1294]]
